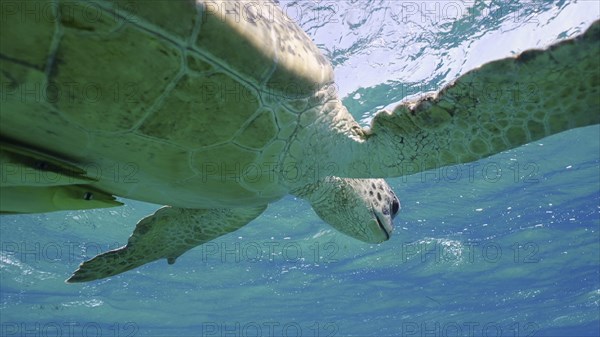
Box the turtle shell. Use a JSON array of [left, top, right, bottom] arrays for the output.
[[0, 0, 334, 208]]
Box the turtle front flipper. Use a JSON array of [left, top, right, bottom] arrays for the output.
[[352, 20, 600, 177], [66, 205, 267, 283]]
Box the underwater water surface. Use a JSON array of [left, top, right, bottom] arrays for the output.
[[1, 1, 599, 336]]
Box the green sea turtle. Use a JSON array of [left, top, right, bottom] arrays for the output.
[[0, 1, 598, 283]]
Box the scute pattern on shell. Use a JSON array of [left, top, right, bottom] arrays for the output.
[[0, 0, 334, 208]]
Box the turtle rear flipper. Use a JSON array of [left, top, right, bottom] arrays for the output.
[[66, 205, 267, 283]]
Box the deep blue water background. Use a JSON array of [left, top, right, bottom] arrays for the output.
[[1, 1, 599, 336]]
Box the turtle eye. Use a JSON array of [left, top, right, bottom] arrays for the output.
[[391, 198, 400, 217], [83, 192, 93, 201]]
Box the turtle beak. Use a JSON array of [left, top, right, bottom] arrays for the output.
[[369, 207, 393, 243], [374, 213, 390, 241]]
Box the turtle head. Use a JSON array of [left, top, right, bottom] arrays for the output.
[[295, 178, 400, 243]]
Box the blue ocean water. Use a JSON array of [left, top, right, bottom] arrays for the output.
[[1, 1, 599, 336]]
